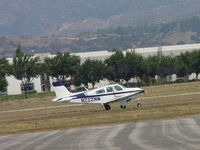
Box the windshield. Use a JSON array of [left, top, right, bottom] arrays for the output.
[[114, 85, 123, 91], [119, 84, 126, 89]]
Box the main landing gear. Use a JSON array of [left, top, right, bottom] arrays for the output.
[[120, 105, 126, 109], [103, 102, 142, 110], [104, 104, 111, 110], [120, 103, 142, 109]]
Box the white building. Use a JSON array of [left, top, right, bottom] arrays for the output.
[[129, 43, 200, 57], [4, 43, 200, 95]]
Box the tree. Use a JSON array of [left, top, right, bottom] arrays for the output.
[[190, 50, 200, 80], [105, 50, 128, 83], [126, 51, 144, 82], [0, 58, 9, 93], [44, 52, 80, 82], [175, 56, 187, 79], [157, 56, 177, 82], [145, 56, 160, 84], [12, 46, 39, 98], [177, 52, 193, 80], [75, 59, 105, 88], [145, 55, 177, 83]]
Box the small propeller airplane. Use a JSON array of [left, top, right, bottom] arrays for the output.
[[52, 82, 145, 110]]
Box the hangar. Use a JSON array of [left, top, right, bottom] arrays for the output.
[[3, 43, 200, 95]]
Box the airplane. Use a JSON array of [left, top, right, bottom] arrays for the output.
[[52, 82, 145, 110]]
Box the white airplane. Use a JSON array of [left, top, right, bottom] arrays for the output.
[[52, 82, 145, 110]]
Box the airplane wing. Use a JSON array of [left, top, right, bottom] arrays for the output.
[[104, 93, 139, 104]]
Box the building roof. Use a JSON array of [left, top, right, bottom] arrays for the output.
[[73, 51, 114, 58], [6, 43, 200, 63], [132, 43, 200, 54]]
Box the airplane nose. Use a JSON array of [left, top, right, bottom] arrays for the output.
[[139, 88, 145, 94], [143, 89, 147, 94]]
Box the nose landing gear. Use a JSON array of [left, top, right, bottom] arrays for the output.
[[137, 102, 142, 108]]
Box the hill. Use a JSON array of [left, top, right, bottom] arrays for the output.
[[1, 0, 200, 36], [1, 16, 200, 56]]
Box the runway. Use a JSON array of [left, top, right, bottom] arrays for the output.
[[0, 116, 200, 150]]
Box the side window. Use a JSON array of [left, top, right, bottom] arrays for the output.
[[95, 88, 105, 94], [106, 86, 113, 92], [114, 85, 123, 91]]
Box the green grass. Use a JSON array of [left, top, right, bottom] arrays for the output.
[[0, 92, 55, 102]]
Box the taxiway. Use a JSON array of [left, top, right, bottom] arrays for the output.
[[0, 116, 199, 150]]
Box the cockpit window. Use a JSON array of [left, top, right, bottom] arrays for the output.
[[114, 85, 123, 91], [106, 86, 113, 92], [95, 89, 105, 94]]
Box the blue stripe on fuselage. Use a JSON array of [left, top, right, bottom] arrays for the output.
[[72, 92, 86, 98]]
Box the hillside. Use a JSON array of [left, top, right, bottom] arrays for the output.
[[1, 0, 200, 36], [1, 17, 200, 56]]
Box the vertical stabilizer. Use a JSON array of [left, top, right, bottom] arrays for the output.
[[52, 82, 72, 98]]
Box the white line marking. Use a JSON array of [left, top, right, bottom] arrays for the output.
[[0, 104, 83, 113], [1, 91, 200, 114]]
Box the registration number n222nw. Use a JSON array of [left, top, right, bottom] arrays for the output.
[[81, 97, 101, 103]]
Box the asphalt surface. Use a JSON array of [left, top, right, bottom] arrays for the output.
[[0, 117, 200, 150]]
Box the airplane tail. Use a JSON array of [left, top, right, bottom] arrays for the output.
[[52, 82, 72, 99]]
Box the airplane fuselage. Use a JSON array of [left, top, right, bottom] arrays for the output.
[[55, 85, 144, 104], [52, 82, 145, 110]]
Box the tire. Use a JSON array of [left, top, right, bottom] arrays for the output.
[[120, 105, 126, 109], [104, 104, 111, 110], [137, 103, 142, 108]]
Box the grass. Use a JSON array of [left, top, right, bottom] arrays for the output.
[[1, 102, 200, 134], [0, 92, 55, 102], [0, 81, 200, 135]]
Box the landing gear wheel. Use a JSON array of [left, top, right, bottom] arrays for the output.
[[137, 103, 142, 108], [104, 104, 111, 110], [120, 105, 126, 109]]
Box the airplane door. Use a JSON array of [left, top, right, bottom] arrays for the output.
[[113, 85, 124, 99], [105, 86, 115, 100]]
